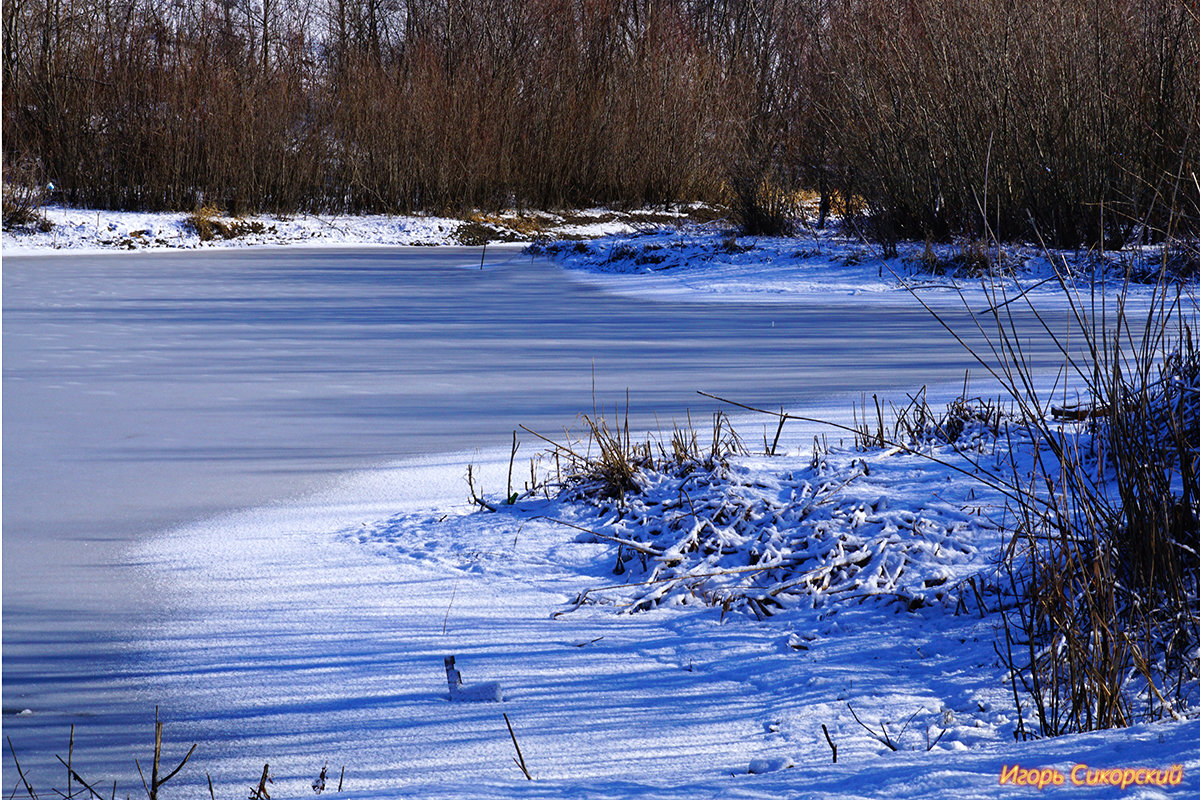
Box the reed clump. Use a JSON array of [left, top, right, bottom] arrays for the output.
[[186, 205, 267, 241], [900, 247, 1200, 735], [520, 404, 744, 502], [1001, 306, 1200, 736]]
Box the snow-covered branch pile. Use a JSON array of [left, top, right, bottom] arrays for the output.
[[552, 438, 1006, 620]]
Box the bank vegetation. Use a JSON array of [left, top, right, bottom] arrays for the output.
[[4, 0, 1198, 245]]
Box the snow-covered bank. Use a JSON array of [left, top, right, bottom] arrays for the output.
[[125, 415, 1198, 799], [0, 205, 697, 255], [7, 204, 1186, 312], [531, 227, 1190, 309], [124, 339, 1198, 799]]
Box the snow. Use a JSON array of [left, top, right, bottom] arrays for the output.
[[4, 209, 1199, 798], [6, 204, 1178, 313], [0, 205, 693, 255], [529, 227, 1184, 312], [2, 206, 464, 253], [123, 425, 1197, 799]]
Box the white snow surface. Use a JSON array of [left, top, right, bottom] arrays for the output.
[[135, 424, 1199, 799], [7, 209, 1199, 797], [0, 205, 683, 255], [2, 205, 465, 252], [529, 228, 1187, 312]]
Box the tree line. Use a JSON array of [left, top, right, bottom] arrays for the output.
[[3, 0, 1197, 245]]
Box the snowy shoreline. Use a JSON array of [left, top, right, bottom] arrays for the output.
[[5, 205, 1183, 310], [7, 206, 1186, 325], [124, 402, 1200, 799], [0, 205, 692, 255]]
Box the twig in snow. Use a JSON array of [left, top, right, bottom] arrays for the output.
[[505, 431, 520, 504], [503, 714, 533, 780], [444, 656, 463, 695], [821, 724, 838, 763], [442, 579, 459, 635], [249, 764, 271, 800], [967, 576, 989, 617], [137, 708, 196, 800], [66, 725, 73, 800], [769, 408, 787, 455], [925, 725, 947, 751], [536, 516, 666, 557], [53, 757, 104, 800], [551, 562, 796, 617], [466, 464, 497, 512], [444, 656, 502, 701], [846, 703, 898, 751], [894, 708, 923, 744], [312, 762, 327, 794]]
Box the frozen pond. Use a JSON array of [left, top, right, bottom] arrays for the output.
[[4, 246, 1075, 788]]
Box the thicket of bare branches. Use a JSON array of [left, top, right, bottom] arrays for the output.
[[4, 0, 1197, 244], [819, 0, 1200, 247]]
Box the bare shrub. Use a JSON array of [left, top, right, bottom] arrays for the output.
[[3, 0, 1195, 244], [903, 249, 1200, 735], [2, 157, 51, 230], [729, 170, 797, 237], [818, 0, 1200, 247]]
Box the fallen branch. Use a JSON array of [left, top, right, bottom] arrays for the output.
[[536, 516, 666, 557]]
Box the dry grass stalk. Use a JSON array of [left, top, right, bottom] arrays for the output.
[[503, 714, 533, 781], [7, 712, 199, 800], [890, 200, 1200, 735], [250, 763, 271, 800], [519, 404, 742, 503]]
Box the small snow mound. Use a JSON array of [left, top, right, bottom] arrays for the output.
[[747, 756, 793, 774], [449, 682, 503, 703], [444, 655, 503, 702]]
